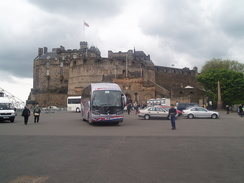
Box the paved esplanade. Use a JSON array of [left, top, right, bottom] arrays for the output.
[[1, 110, 244, 183]]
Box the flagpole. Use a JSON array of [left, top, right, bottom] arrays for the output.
[[83, 21, 85, 41]]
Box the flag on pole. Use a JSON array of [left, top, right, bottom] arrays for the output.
[[84, 21, 89, 27]]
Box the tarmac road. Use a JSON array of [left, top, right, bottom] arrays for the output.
[[0, 110, 244, 183]]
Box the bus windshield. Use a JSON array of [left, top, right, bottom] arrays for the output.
[[92, 90, 122, 107]]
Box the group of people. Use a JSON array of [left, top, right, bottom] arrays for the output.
[[226, 104, 244, 117], [238, 104, 244, 117], [125, 102, 146, 115], [21, 105, 41, 125]]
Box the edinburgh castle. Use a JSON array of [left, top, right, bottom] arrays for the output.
[[28, 41, 206, 107]]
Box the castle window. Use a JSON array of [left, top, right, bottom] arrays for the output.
[[73, 61, 76, 65], [60, 68, 63, 75], [190, 91, 194, 95], [179, 91, 183, 95], [60, 62, 63, 67], [163, 69, 167, 72], [46, 70, 50, 76], [73, 54, 77, 59], [46, 62, 50, 68]]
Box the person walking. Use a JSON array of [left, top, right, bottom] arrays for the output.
[[134, 103, 140, 115], [22, 106, 30, 125], [168, 104, 177, 130], [127, 103, 132, 115], [238, 104, 243, 117], [33, 105, 41, 123]]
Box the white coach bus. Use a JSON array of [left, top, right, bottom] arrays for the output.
[[67, 96, 81, 112], [81, 83, 126, 125]]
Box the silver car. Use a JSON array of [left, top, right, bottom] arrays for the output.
[[138, 107, 169, 120], [182, 107, 219, 119]]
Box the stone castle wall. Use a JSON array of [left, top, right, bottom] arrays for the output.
[[29, 42, 205, 107]]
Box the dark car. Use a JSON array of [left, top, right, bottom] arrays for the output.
[[177, 103, 199, 111]]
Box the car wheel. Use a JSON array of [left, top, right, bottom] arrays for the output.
[[10, 119, 14, 123], [188, 114, 194, 119], [144, 114, 150, 120], [211, 114, 218, 119]]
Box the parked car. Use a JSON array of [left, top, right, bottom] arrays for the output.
[[177, 103, 199, 111], [156, 105, 182, 117], [182, 107, 219, 119], [138, 107, 169, 120]]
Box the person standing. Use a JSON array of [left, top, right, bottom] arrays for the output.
[[226, 105, 229, 114], [22, 106, 30, 125], [168, 104, 177, 130], [33, 105, 41, 123]]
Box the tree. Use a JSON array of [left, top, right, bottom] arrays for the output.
[[201, 59, 244, 73], [197, 69, 244, 105]]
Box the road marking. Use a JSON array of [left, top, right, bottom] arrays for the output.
[[8, 175, 49, 183]]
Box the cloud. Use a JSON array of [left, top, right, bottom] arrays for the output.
[[215, 0, 244, 38], [28, 0, 126, 18], [0, 70, 32, 102], [1, 0, 244, 80]]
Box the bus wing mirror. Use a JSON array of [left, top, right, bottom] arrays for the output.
[[122, 94, 126, 107]]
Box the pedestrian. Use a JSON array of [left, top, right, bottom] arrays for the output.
[[226, 105, 229, 114], [168, 104, 177, 130], [238, 104, 243, 117], [21, 106, 30, 125], [33, 105, 41, 123], [134, 103, 140, 115], [127, 103, 132, 115]]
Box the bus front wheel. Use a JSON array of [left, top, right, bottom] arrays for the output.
[[88, 113, 93, 125]]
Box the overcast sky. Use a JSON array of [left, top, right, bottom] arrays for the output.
[[1, 0, 244, 102]]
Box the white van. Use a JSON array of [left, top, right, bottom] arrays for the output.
[[0, 97, 16, 122]]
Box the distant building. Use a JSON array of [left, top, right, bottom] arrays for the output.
[[27, 41, 206, 107]]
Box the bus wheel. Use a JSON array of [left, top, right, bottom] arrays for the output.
[[76, 108, 80, 113], [88, 114, 93, 125]]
